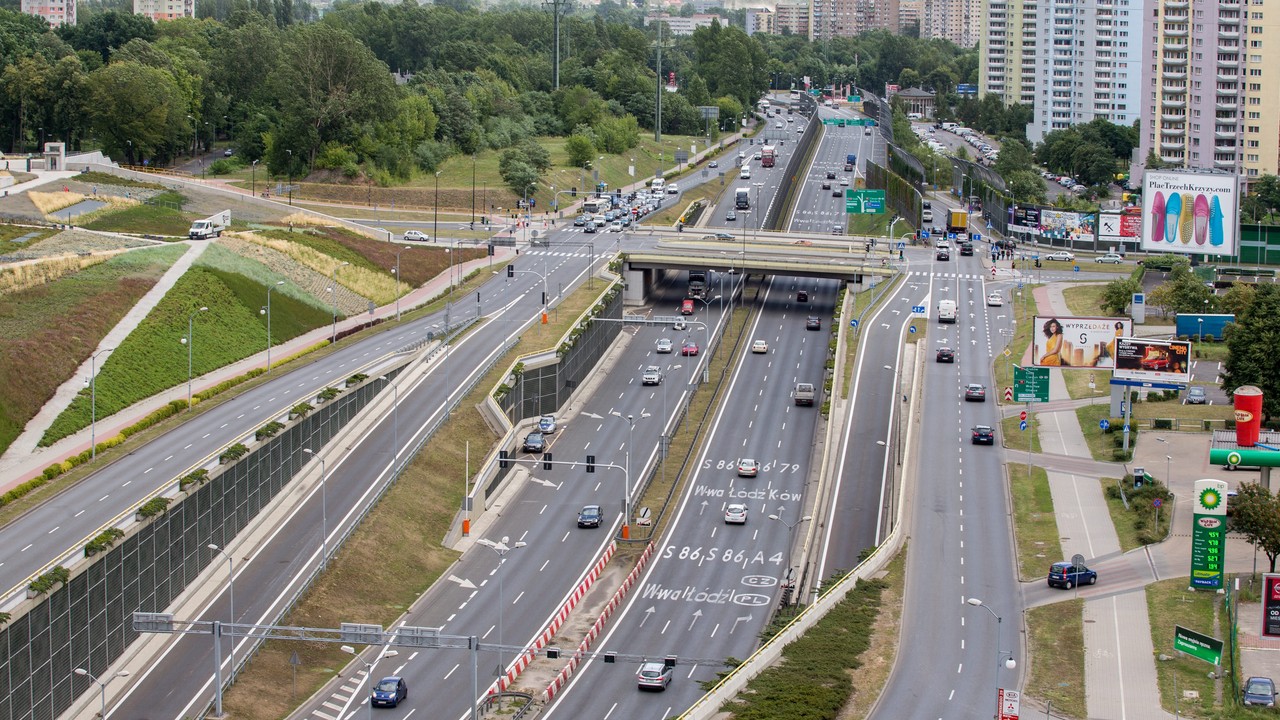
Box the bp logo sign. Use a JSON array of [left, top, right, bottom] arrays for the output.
[[1227, 451, 1243, 467], [1198, 486, 1224, 511]]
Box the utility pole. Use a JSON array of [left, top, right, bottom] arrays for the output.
[[654, 4, 663, 142], [544, 0, 568, 89]]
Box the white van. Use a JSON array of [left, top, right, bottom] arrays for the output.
[[740, 167, 752, 179], [907, 112, 923, 120], [938, 299, 958, 323], [651, 178, 665, 192], [941, 122, 959, 132]]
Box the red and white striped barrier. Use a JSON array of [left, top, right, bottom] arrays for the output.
[[485, 540, 617, 696], [544, 542, 656, 701]]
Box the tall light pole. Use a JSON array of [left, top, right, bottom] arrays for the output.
[[378, 375, 399, 460], [471, 153, 477, 224], [181, 307, 208, 407], [86, 347, 115, 460], [966, 597, 1017, 720], [302, 448, 329, 569], [208, 544, 237, 683], [328, 261, 350, 343], [73, 668, 129, 719], [286, 149, 294, 206], [262, 280, 284, 373], [609, 411, 649, 538], [393, 245, 410, 321], [434, 171, 442, 244], [477, 536, 526, 684], [251, 159, 259, 196], [767, 511, 812, 585]]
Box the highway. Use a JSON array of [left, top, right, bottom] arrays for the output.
[[790, 107, 881, 235]]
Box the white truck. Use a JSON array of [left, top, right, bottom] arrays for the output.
[[794, 382, 816, 406], [189, 210, 230, 240]]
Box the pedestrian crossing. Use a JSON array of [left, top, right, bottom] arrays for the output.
[[522, 250, 593, 258], [306, 666, 369, 720]]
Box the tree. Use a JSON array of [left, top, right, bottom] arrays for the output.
[[1004, 170, 1047, 204], [498, 155, 539, 195], [1219, 283, 1256, 318], [1099, 277, 1141, 316], [1229, 482, 1280, 572], [1224, 283, 1280, 423], [565, 133, 594, 167]]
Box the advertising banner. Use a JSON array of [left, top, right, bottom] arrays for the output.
[[1114, 337, 1192, 383], [1264, 574, 1280, 639], [1100, 207, 1142, 241], [1189, 479, 1228, 590], [1030, 316, 1132, 369], [1174, 625, 1224, 665], [1141, 170, 1239, 255], [1039, 210, 1096, 244], [1009, 206, 1041, 235]]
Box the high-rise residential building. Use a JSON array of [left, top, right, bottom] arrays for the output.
[[1135, 0, 1280, 182], [21, 0, 75, 26], [133, 0, 192, 20], [746, 7, 774, 35], [812, 0, 899, 38], [923, 0, 980, 47], [898, 0, 923, 33], [774, 2, 811, 36], [1025, 0, 1142, 144], [979, 0, 1036, 106]]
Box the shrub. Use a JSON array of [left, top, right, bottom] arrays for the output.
[[0, 611, 9, 624], [179, 468, 209, 491], [317, 387, 340, 402], [28, 566, 70, 595], [219, 443, 248, 464], [346, 373, 368, 387], [290, 402, 313, 419], [255, 421, 285, 441], [137, 497, 170, 518], [195, 368, 265, 403], [120, 400, 189, 439], [85, 527, 125, 556], [1, 475, 50, 507]]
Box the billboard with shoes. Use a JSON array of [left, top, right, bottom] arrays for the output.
[[1141, 171, 1238, 256]]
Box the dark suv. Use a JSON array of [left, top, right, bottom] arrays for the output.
[[523, 432, 546, 453], [1047, 561, 1097, 589], [577, 505, 602, 528]]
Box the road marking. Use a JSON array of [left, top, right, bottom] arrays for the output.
[[202, 433, 210, 439], [21, 544, 32, 552], [561, 531, 571, 542], [539, 559, 550, 572], [74, 510, 84, 518], [98, 495, 109, 502], [143, 468, 152, 474], [512, 591, 525, 605], [48, 526, 59, 534], [122, 480, 131, 487], [443, 663, 460, 680], [164, 455, 173, 462]]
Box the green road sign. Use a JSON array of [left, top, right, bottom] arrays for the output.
[[847, 95, 862, 102], [822, 118, 843, 126], [1013, 366, 1049, 403], [1190, 479, 1227, 590], [1173, 625, 1223, 666], [845, 189, 886, 214]]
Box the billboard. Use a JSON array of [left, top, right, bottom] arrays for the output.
[[1099, 207, 1142, 241], [1114, 337, 1192, 383], [1039, 209, 1096, 243], [1141, 170, 1239, 255], [1031, 316, 1132, 369], [1009, 206, 1041, 234]]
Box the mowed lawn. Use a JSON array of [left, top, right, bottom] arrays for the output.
[[0, 245, 187, 456]]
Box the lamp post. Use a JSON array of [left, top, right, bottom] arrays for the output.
[[302, 449, 329, 568], [477, 536, 526, 684], [766, 511, 812, 584], [609, 411, 649, 538], [433, 171, 442, 244], [393, 245, 410, 321], [286, 149, 293, 206], [86, 347, 115, 460], [378, 375, 399, 459], [251, 159, 259, 196], [207, 544, 237, 683], [471, 153, 477, 223], [328, 261, 350, 343], [262, 281, 284, 373], [966, 597, 1017, 719], [181, 307, 208, 407], [74, 668, 129, 719]]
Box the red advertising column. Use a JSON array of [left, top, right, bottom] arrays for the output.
[[1234, 385, 1263, 448]]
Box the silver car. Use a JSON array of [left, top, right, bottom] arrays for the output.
[[724, 503, 748, 524], [642, 365, 663, 385], [656, 338, 674, 354]]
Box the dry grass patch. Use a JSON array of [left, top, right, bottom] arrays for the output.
[[281, 212, 341, 227], [28, 190, 85, 215], [0, 254, 108, 295], [237, 231, 400, 305]]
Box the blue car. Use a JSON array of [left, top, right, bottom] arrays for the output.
[[1047, 561, 1097, 589], [1243, 676, 1277, 707], [371, 676, 407, 707]]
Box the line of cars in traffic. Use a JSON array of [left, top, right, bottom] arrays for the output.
[[573, 190, 672, 233]]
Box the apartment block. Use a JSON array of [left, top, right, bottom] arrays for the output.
[[812, 0, 899, 38], [774, 2, 811, 36], [21, 0, 75, 26], [923, 0, 980, 47], [133, 0, 192, 21], [899, 0, 922, 33], [643, 13, 722, 35], [1243, 0, 1280, 177], [746, 7, 774, 35], [979, 0, 1036, 106]]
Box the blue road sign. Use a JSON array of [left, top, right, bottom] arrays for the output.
[[912, 305, 925, 314], [986, 221, 993, 230], [947, 232, 957, 240], [1154, 498, 1163, 508], [897, 241, 906, 250], [1018, 281, 1024, 290], [850, 318, 860, 328], [1020, 420, 1028, 431], [909, 325, 917, 334], [1099, 419, 1110, 430], [921, 231, 931, 239], [1074, 265, 1080, 272], [972, 233, 981, 242]]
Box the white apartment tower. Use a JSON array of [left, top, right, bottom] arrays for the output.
[[923, 0, 980, 47], [979, 0, 1036, 106]]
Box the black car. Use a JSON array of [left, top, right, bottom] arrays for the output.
[[806, 316, 821, 330], [821, 181, 832, 190], [797, 290, 809, 302], [959, 243, 974, 256], [936, 347, 955, 363], [577, 504, 603, 528], [971, 425, 995, 445], [936, 250, 950, 261], [826, 170, 836, 179], [523, 431, 546, 453], [833, 187, 843, 197]]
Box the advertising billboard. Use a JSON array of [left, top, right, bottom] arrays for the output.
[[1141, 170, 1239, 255], [1009, 206, 1041, 234], [1031, 316, 1132, 369], [1099, 207, 1142, 241], [1039, 210, 1096, 244], [1114, 337, 1192, 383]]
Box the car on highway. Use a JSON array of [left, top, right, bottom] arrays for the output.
[[775, 122, 783, 129], [371, 676, 408, 707], [959, 242, 974, 256], [726, 209, 737, 221], [724, 503, 748, 524], [712, 232, 735, 240], [537, 415, 558, 434], [936, 347, 955, 363], [522, 432, 546, 453], [642, 365, 663, 385], [844, 163, 854, 171], [839, 177, 849, 186], [656, 338, 674, 354], [1047, 561, 1097, 589], [673, 318, 686, 330], [737, 458, 759, 476], [637, 662, 673, 690], [608, 221, 624, 233], [864, 128, 872, 136], [584, 221, 597, 233], [936, 249, 950, 261], [577, 504, 603, 528], [832, 225, 843, 235], [806, 316, 821, 330], [964, 383, 987, 402], [681, 298, 694, 315], [986, 292, 1003, 307], [681, 340, 700, 356], [753, 152, 762, 160], [752, 339, 769, 353], [666, 183, 679, 194], [1243, 677, 1277, 707], [797, 290, 809, 302], [1094, 253, 1124, 264], [708, 160, 718, 168], [573, 215, 588, 227], [826, 170, 836, 179], [822, 180, 832, 190], [1045, 250, 1075, 262], [1186, 386, 1207, 404], [402, 230, 429, 242], [832, 186, 843, 197], [971, 425, 995, 445]]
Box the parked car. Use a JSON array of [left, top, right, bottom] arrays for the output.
[[1186, 386, 1207, 404], [577, 504, 603, 528], [522, 432, 546, 453], [537, 415, 557, 434], [637, 662, 673, 690], [724, 503, 748, 524], [1047, 561, 1097, 589], [1094, 253, 1124, 264], [737, 458, 759, 477], [964, 383, 987, 402], [403, 230, 429, 242], [972, 425, 995, 445], [371, 677, 408, 707], [936, 347, 955, 363]]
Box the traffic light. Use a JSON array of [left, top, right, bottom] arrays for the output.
[[507, 265, 514, 278], [543, 453, 553, 471], [487, 244, 494, 257], [499, 450, 509, 469], [586, 455, 595, 473]]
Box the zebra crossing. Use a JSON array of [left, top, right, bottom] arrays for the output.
[[523, 249, 594, 259], [306, 666, 370, 720]]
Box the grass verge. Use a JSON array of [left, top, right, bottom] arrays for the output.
[[1076, 401, 1235, 462], [1147, 578, 1224, 719], [832, 547, 906, 720], [1099, 477, 1174, 552], [1024, 599, 1087, 718], [1008, 464, 1060, 580], [842, 275, 903, 399], [1061, 283, 1107, 316], [221, 278, 606, 720], [993, 284, 1039, 402], [647, 179, 727, 228], [82, 191, 194, 235], [1001, 414, 1042, 453]]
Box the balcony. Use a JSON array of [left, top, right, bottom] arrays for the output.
[[1161, 140, 1186, 150], [1164, 0, 1188, 6], [1219, 28, 1240, 39], [1216, 130, 1238, 140], [1217, 58, 1239, 68], [1161, 151, 1186, 163], [1162, 97, 1187, 108], [1163, 27, 1188, 37], [1215, 157, 1238, 168], [1219, 14, 1241, 24], [1162, 113, 1186, 122], [1216, 99, 1239, 110], [1163, 55, 1188, 66], [1163, 40, 1189, 51], [1163, 70, 1187, 79], [1217, 84, 1238, 95]]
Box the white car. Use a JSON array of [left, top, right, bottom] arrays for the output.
[[537, 415, 558, 434], [737, 458, 759, 477], [986, 292, 1004, 307], [775, 122, 783, 129], [839, 177, 849, 186], [724, 503, 748, 524], [642, 365, 663, 385], [402, 230, 429, 242], [608, 221, 624, 233], [935, 240, 951, 250], [752, 339, 769, 354], [1094, 253, 1124, 264], [1044, 251, 1075, 262], [753, 152, 762, 160], [656, 338, 674, 354], [666, 184, 679, 194]]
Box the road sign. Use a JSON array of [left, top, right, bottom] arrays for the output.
[[821, 118, 843, 126], [1003, 387, 1013, 401], [912, 305, 926, 314], [1263, 575, 1280, 638], [991, 266, 997, 278], [909, 325, 917, 334], [846, 189, 886, 214], [1190, 479, 1228, 590], [1019, 410, 1027, 421], [947, 232, 957, 240], [921, 231, 930, 239], [897, 241, 906, 250], [1019, 420, 1027, 431], [1013, 366, 1050, 403], [972, 233, 981, 242], [1074, 265, 1080, 272], [1154, 498, 1163, 508], [1173, 625, 1223, 666], [1099, 419, 1110, 430], [849, 318, 860, 328], [987, 220, 993, 230]]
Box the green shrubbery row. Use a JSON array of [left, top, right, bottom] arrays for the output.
[[84, 527, 125, 556]]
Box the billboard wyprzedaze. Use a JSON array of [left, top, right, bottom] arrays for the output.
[[1114, 337, 1193, 383], [1141, 171, 1239, 255], [1031, 317, 1132, 369]]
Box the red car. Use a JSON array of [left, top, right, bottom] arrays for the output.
[[681, 341, 700, 356], [681, 298, 694, 315], [1140, 350, 1171, 371]]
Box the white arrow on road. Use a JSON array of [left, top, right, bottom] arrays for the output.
[[639, 607, 656, 627], [447, 575, 477, 590], [580, 411, 603, 420], [731, 615, 753, 634], [688, 609, 703, 631], [528, 477, 557, 487], [699, 500, 709, 515]]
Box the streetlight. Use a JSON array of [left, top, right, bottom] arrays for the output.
[[340, 645, 398, 720], [261, 281, 284, 373], [208, 544, 236, 683], [286, 149, 293, 205], [609, 411, 650, 538], [301, 448, 329, 568], [471, 153, 477, 224], [433, 171, 442, 245], [392, 245, 411, 321], [966, 597, 1017, 720], [181, 307, 208, 407], [73, 668, 129, 719], [85, 346, 115, 459], [377, 375, 399, 459], [251, 159, 259, 197], [328, 262, 350, 343], [766, 511, 813, 584], [477, 536, 526, 684]]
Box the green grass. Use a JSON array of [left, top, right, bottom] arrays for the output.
[[82, 191, 194, 236], [1025, 599, 1086, 719], [1075, 404, 1134, 462], [843, 276, 902, 399], [1146, 579, 1227, 718], [1001, 414, 1042, 453], [1062, 283, 1107, 316], [994, 284, 1039, 401], [1100, 477, 1174, 552], [195, 244, 331, 313], [0, 245, 186, 456], [1062, 368, 1110, 401], [77, 171, 163, 189], [845, 212, 906, 237], [1008, 463, 1060, 580], [0, 224, 56, 254], [259, 226, 484, 288], [1194, 342, 1230, 363]]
